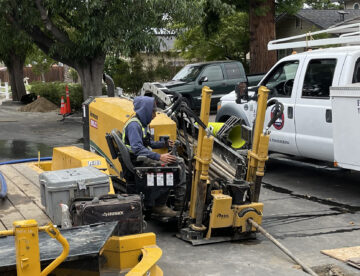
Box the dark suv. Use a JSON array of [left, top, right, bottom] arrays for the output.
[[161, 60, 247, 109]]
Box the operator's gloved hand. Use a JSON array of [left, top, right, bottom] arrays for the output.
[[160, 153, 176, 164]]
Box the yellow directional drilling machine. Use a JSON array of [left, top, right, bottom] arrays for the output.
[[83, 80, 284, 245], [0, 81, 283, 276]]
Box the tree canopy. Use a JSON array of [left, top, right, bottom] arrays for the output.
[[175, 12, 249, 63], [305, 0, 343, 9], [1, 0, 201, 99]]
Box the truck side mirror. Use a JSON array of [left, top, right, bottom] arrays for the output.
[[235, 82, 248, 104], [198, 76, 208, 84]]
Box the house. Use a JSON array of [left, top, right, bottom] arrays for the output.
[[276, 5, 360, 58], [344, 1, 360, 9]]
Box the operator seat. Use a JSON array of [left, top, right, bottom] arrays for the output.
[[106, 129, 138, 194]]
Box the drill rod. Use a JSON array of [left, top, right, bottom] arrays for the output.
[[248, 219, 318, 276]]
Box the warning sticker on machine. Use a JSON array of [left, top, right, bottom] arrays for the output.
[[166, 173, 174, 186], [88, 160, 101, 166], [157, 173, 164, 186], [147, 173, 154, 187], [90, 119, 98, 129]]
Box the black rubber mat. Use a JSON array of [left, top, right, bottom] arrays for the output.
[[0, 222, 118, 271]]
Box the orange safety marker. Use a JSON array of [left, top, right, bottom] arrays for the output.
[[60, 96, 66, 115], [65, 85, 71, 114]]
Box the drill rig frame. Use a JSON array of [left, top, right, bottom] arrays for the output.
[[141, 82, 283, 245]]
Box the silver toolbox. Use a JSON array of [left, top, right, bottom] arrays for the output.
[[40, 166, 110, 225]]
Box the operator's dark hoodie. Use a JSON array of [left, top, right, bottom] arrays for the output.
[[125, 96, 165, 160]]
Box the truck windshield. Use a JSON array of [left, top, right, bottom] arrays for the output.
[[172, 65, 201, 82]]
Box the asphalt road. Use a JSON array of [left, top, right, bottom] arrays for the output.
[[1, 100, 359, 275]]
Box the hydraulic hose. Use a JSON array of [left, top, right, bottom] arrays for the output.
[[178, 112, 194, 229], [266, 99, 284, 129], [0, 157, 52, 166], [0, 172, 7, 199], [165, 90, 183, 116]]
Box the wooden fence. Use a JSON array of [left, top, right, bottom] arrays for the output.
[[0, 66, 64, 83]]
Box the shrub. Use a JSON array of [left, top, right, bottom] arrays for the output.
[[105, 53, 183, 95], [30, 82, 83, 110]]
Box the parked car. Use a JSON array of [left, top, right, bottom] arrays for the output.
[[216, 45, 360, 164], [160, 60, 247, 109]]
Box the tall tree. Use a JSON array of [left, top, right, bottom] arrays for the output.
[[249, 0, 276, 74], [247, 0, 304, 73], [0, 18, 32, 101], [200, 0, 304, 73], [175, 12, 249, 64], [1, 0, 200, 100]]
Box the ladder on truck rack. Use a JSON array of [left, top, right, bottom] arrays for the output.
[[268, 23, 360, 50]]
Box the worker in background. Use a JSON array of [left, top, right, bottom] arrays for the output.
[[123, 96, 177, 217]]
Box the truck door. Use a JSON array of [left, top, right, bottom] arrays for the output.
[[197, 65, 226, 108], [261, 60, 302, 156], [294, 56, 345, 162]]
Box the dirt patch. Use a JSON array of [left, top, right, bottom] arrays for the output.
[[312, 264, 355, 276], [18, 97, 58, 113]]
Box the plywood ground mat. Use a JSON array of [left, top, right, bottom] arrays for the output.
[[321, 246, 360, 270]]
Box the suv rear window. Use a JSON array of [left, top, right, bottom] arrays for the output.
[[224, 63, 241, 79]]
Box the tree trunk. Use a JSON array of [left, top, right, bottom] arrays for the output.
[[249, 0, 277, 74], [75, 54, 105, 100], [5, 54, 26, 101]]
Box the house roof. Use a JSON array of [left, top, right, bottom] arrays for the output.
[[277, 9, 360, 30]]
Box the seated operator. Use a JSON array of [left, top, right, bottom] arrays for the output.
[[122, 96, 177, 217]]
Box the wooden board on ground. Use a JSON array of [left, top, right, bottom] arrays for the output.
[[0, 196, 25, 229], [0, 164, 43, 208], [0, 164, 50, 229], [14, 163, 41, 187], [348, 257, 360, 270], [321, 246, 360, 262]]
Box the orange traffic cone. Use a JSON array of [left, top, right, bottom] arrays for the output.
[[65, 85, 71, 114], [60, 96, 66, 115]]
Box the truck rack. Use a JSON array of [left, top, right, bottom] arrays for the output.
[[268, 23, 360, 50]]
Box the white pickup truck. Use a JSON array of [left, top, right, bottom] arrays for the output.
[[216, 45, 360, 164]]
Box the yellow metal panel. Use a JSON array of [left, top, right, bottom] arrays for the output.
[[208, 193, 234, 228], [126, 246, 163, 276], [13, 220, 41, 276], [118, 233, 156, 252], [101, 233, 157, 271], [233, 202, 264, 232], [150, 112, 176, 155], [52, 146, 109, 171]]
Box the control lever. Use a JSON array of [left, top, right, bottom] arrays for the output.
[[171, 140, 180, 156], [160, 135, 170, 148]]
